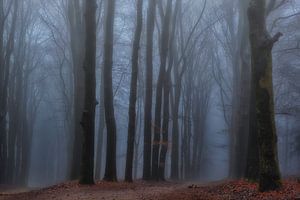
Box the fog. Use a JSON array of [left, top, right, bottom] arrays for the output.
[[0, 0, 299, 191]]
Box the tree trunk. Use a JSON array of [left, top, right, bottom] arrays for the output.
[[103, 0, 117, 182], [0, 1, 5, 182], [245, 75, 259, 181], [228, 0, 251, 179], [152, 0, 172, 180], [125, 0, 143, 182], [143, 0, 156, 181], [95, 77, 105, 180], [158, 73, 171, 180], [248, 0, 282, 192], [68, 0, 86, 180], [79, 0, 97, 185], [170, 79, 181, 180]]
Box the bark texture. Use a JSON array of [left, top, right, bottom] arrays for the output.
[[248, 0, 282, 192], [79, 0, 97, 185], [103, 0, 118, 182]]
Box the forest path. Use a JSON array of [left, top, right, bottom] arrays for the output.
[[0, 185, 38, 195], [0, 180, 190, 200], [1, 179, 300, 200]]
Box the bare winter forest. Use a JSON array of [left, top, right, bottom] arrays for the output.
[[0, 0, 300, 199]]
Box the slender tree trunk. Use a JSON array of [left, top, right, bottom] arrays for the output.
[[95, 77, 105, 180], [248, 0, 282, 191], [125, 0, 143, 182], [103, 0, 117, 182], [3, 0, 18, 183], [79, 0, 97, 185], [152, 0, 172, 180], [182, 78, 192, 179], [170, 80, 181, 179], [0, 0, 5, 183], [143, 0, 156, 180], [133, 97, 143, 179], [158, 0, 180, 180], [158, 73, 171, 180]]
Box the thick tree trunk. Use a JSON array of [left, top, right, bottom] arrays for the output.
[[248, 0, 282, 192], [79, 0, 97, 185], [245, 76, 260, 181], [143, 0, 156, 181], [229, 0, 251, 179], [103, 0, 117, 182], [68, 0, 85, 180], [125, 0, 143, 182]]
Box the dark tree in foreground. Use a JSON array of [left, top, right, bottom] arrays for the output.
[[125, 0, 143, 182], [248, 0, 282, 192], [80, 0, 97, 185], [67, 0, 86, 179], [143, 0, 156, 181], [103, 0, 118, 182]]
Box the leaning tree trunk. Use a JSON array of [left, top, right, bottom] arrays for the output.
[[125, 0, 143, 182], [103, 0, 117, 182], [79, 0, 97, 185], [248, 0, 282, 192]]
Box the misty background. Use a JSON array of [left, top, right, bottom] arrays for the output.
[[0, 0, 299, 188]]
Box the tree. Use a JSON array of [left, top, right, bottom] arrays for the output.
[[79, 0, 97, 185], [3, 0, 19, 184], [125, 0, 143, 182], [143, 0, 156, 181], [229, 0, 252, 180], [152, 0, 172, 180], [170, 0, 207, 179], [0, 0, 14, 183], [103, 0, 117, 182], [248, 0, 282, 192], [67, 0, 86, 180], [159, 0, 180, 180], [95, 0, 104, 181]]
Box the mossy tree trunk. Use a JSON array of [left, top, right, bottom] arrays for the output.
[[248, 0, 282, 192]]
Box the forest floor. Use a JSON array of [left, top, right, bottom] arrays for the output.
[[0, 179, 300, 200]]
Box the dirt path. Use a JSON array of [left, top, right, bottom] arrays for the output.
[[0, 181, 186, 200], [1, 179, 300, 200]]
